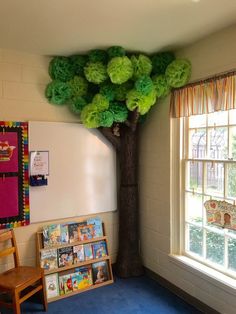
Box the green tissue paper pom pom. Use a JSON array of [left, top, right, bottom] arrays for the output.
[[49, 56, 74, 82], [135, 76, 154, 95], [126, 89, 157, 115], [69, 76, 88, 97], [151, 51, 175, 75], [109, 102, 129, 122], [100, 83, 116, 101], [69, 96, 87, 114], [114, 81, 133, 101], [152, 74, 171, 97], [70, 55, 88, 76], [99, 111, 114, 127], [165, 59, 191, 88], [107, 56, 133, 84], [45, 80, 71, 105], [80, 104, 101, 128], [131, 55, 152, 80], [84, 62, 108, 84], [107, 46, 126, 59], [89, 49, 108, 64], [92, 94, 109, 111]]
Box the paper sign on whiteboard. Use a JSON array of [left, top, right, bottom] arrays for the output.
[[30, 151, 49, 176]]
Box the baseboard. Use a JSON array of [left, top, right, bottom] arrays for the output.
[[144, 267, 220, 314]]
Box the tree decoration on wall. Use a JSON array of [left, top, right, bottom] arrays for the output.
[[45, 46, 191, 278]]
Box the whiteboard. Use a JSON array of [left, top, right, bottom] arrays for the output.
[[29, 121, 117, 223]]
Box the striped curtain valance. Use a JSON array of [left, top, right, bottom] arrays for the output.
[[170, 71, 236, 118]]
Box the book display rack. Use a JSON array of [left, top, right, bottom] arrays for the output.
[[36, 217, 114, 302]]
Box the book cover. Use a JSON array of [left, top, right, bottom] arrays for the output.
[[42, 225, 50, 248], [78, 224, 94, 241], [72, 266, 93, 290], [58, 246, 73, 268], [92, 241, 107, 259], [68, 223, 79, 243], [60, 223, 69, 244], [48, 224, 61, 246], [83, 243, 93, 260], [87, 217, 103, 238], [73, 244, 84, 264], [40, 248, 58, 270], [62, 273, 74, 294], [45, 273, 59, 299], [92, 261, 109, 285], [58, 269, 74, 296]]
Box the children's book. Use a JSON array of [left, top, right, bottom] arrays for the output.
[[60, 224, 69, 244], [45, 273, 59, 299], [58, 246, 73, 268], [58, 269, 74, 296], [62, 273, 74, 294], [83, 243, 94, 260], [78, 224, 94, 241], [92, 241, 107, 259], [92, 261, 109, 285], [73, 244, 84, 264], [73, 266, 93, 290], [40, 248, 58, 270], [87, 217, 103, 238], [68, 223, 79, 243], [48, 224, 61, 246], [42, 225, 50, 248]]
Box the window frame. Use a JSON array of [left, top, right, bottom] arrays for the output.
[[172, 111, 236, 279]]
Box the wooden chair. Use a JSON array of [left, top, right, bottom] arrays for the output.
[[0, 229, 48, 314]]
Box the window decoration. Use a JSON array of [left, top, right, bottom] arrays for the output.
[[171, 70, 236, 118], [204, 200, 236, 230], [0, 121, 29, 229]]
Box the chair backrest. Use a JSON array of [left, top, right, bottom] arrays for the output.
[[0, 229, 20, 267]]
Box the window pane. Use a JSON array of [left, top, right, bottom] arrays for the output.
[[186, 161, 202, 192], [209, 127, 228, 160], [206, 231, 224, 265], [208, 111, 228, 126], [206, 162, 224, 197], [229, 126, 236, 159], [227, 163, 236, 198], [185, 192, 203, 224], [229, 109, 236, 125], [189, 129, 206, 159], [228, 238, 236, 271], [187, 224, 203, 257], [189, 114, 206, 128]]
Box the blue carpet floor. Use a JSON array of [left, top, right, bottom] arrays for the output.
[[1, 276, 202, 314]]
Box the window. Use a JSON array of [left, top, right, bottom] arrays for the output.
[[182, 109, 236, 276]]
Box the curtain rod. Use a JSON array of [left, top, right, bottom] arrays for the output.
[[173, 69, 236, 91]]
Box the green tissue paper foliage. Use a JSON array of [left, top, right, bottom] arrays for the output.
[[107, 56, 133, 84], [131, 55, 152, 80], [46, 48, 191, 128]]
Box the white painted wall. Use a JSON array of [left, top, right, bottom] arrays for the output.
[[140, 24, 236, 314], [0, 49, 118, 270]]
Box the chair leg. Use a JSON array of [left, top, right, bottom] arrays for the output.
[[41, 277, 48, 311], [13, 291, 21, 314]]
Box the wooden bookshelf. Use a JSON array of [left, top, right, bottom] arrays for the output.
[[36, 223, 114, 303]]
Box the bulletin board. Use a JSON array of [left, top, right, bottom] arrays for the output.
[[29, 121, 117, 223], [0, 121, 29, 229]]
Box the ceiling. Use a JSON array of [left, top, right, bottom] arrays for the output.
[[0, 0, 236, 56]]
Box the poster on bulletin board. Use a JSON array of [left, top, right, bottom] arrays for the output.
[[0, 121, 29, 229]]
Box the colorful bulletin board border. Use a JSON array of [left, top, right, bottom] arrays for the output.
[[0, 121, 29, 229]]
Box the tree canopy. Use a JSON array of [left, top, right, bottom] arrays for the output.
[[45, 47, 191, 133]]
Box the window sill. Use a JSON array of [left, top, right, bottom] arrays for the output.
[[169, 254, 236, 295]]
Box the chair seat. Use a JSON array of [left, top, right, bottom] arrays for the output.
[[0, 266, 43, 290]]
